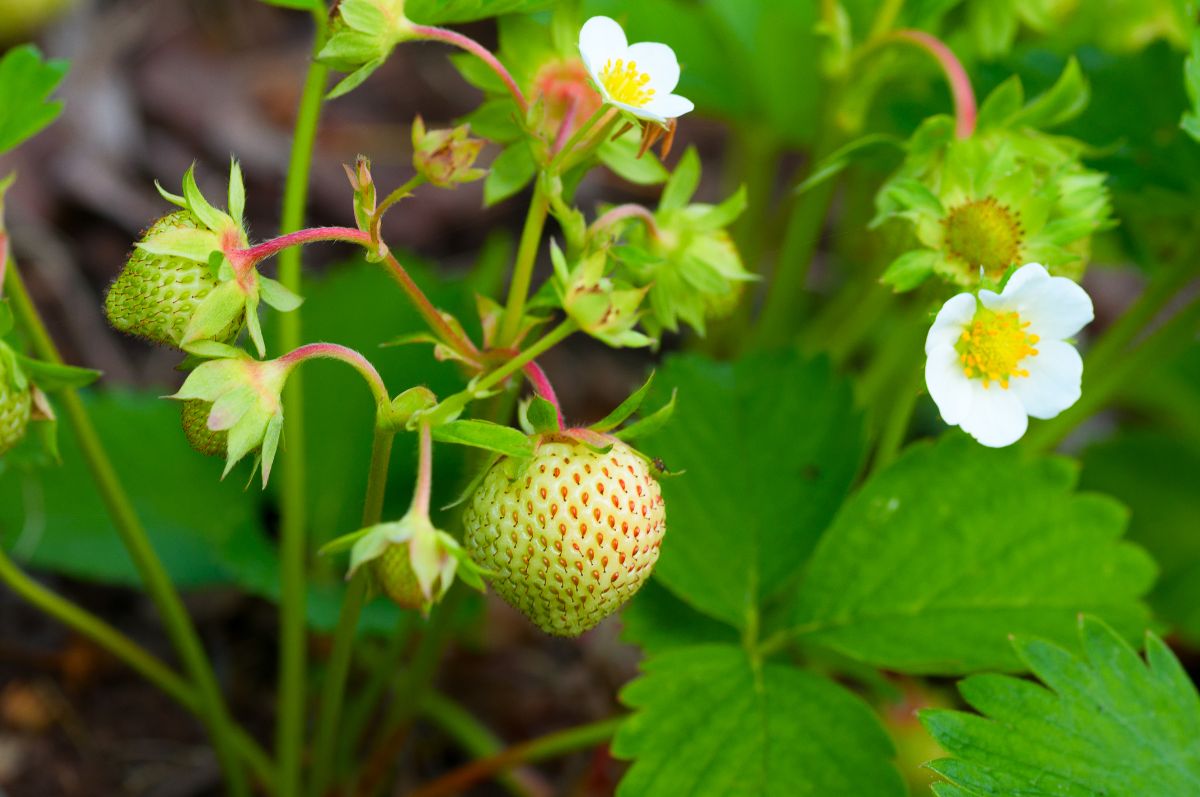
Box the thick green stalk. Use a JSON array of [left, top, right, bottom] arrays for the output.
[[308, 429, 395, 797], [3, 265, 250, 796], [0, 549, 276, 787], [499, 179, 550, 345], [275, 12, 330, 796]]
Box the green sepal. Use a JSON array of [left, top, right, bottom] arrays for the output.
[[388, 386, 438, 428], [181, 280, 247, 349], [431, 419, 534, 458], [137, 227, 222, 263], [244, 290, 266, 358], [522, 395, 561, 434], [228, 158, 246, 222], [660, 147, 701, 212], [181, 340, 248, 360], [259, 275, 304, 312], [614, 389, 677, 442], [182, 163, 234, 235], [154, 181, 187, 208], [13, 355, 101, 391], [260, 412, 284, 486], [881, 249, 939, 293], [591, 371, 655, 432], [327, 58, 386, 101], [318, 525, 376, 557], [1009, 57, 1089, 130]]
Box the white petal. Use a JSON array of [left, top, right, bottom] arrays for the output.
[[980, 263, 1094, 340], [1013, 339, 1083, 420], [625, 41, 681, 94], [925, 292, 976, 354], [959, 382, 1029, 447], [579, 16, 627, 78], [641, 93, 694, 120], [925, 344, 972, 425]]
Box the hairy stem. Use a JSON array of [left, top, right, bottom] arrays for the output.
[[498, 179, 550, 345], [275, 15, 331, 796], [523, 360, 565, 427], [279, 342, 391, 408], [382, 250, 481, 359], [236, 226, 369, 268], [411, 25, 527, 113], [3, 264, 250, 796], [0, 548, 276, 787], [308, 428, 396, 797], [407, 717, 623, 797], [890, 30, 976, 139]]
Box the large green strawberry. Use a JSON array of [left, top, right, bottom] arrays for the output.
[[104, 211, 239, 348], [463, 435, 666, 636], [0, 350, 31, 456]]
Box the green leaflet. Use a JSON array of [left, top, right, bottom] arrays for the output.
[[0, 45, 68, 156], [790, 435, 1156, 674], [613, 644, 905, 796], [922, 616, 1200, 796]]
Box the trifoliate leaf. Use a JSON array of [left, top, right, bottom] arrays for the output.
[[639, 351, 865, 630], [790, 436, 1156, 674], [0, 45, 68, 155], [613, 644, 905, 796], [431, 419, 534, 458], [922, 616, 1200, 797]]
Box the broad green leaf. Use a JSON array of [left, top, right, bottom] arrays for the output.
[[431, 419, 534, 458], [484, 142, 537, 206], [791, 436, 1156, 674], [640, 351, 865, 629], [1081, 432, 1200, 645], [922, 616, 1200, 797], [613, 644, 905, 796], [407, 0, 554, 24], [598, 132, 668, 186], [619, 579, 739, 655], [13, 356, 101, 391], [0, 45, 68, 155]]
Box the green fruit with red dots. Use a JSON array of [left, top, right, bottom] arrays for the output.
[[104, 211, 238, 349], [463, 435, 666, 637]]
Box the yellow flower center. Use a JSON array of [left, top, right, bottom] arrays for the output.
[[601, 58, 655, 107], [943, 197, 1023, 279], [955, 307, 1040, 389]]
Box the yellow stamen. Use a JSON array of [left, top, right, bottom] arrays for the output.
[[955, 307, 1039, 389], [600, 58, 655, 107]]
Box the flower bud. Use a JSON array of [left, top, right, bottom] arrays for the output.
[[412, 117, 486, 188]]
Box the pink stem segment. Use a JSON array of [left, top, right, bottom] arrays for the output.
[[411, 423, 433, 516], [523, 360, 565, 429], [590, 204, 660, 239], [411, 25, 528, 114], [279, 342, 390, 408], [232, 227, 370, 270], [0, 233, 8, 300], [893, 30, 976, 139]]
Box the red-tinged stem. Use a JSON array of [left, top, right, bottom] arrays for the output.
[[891, 30, 976, 138], [0, 232, 8, 299], [381, 250, 481, 360], [411, 24, 527, 113], [523, 360, 565, 428], [589, 203, 660, 239], [554, 94, 582, 154], [232, 226, 370, 270], [279, 342, 390, 408], [411, 422, 433, 516]]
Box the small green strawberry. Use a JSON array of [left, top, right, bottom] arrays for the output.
[[180, 399, 227, 457], [105, 211, 239, 348], [375, 543, 437, 611], [0, 351, 32, 456], [463, 435, 666, 636]]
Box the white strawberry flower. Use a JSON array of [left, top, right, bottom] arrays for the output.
[[578, 16, 694, 124], [925, 263, 1094, 448]]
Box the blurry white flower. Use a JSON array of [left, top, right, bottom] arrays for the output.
[[925, 263, 1093, 447], [578, 16, 694, 124]]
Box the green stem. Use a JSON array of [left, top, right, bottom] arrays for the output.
[[3, 265, 250, 796], [309, 428, 395, 797], [371, 174, 425, 240], [0, 548, 276, 788], [498, 179, 550, 345], [548, 106, 609, 171], [419, 692, 533, 797], [275, 14, 330, 797], [406, 717, 623, 797], [872, 365, 922, 473]]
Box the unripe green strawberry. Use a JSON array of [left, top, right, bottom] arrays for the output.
[[375, 543, 432, 611], [0, 358, 32, 456], [180, 399, 227, 457], [104, 211, 238, 348], [464, 436, 666, 636]]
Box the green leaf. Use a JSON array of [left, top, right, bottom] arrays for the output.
[[1184, 28, 1200, 142], [659, 147, 701, 212], [881, 249, 939, 292], [613, 644, 905, 796], [1081, 432, 1200, 645], [0, 45, 68, 155], [462, 98, 522, 144], [591, 371, 655, 432], [406, 0, 554, 24], [431, 419, 533, 458], [791, 436, 1156, 674], [598, 133, 668, 186], [1009, 57, 1090, 130], [619, 579, 739, 655], [922, 616, 1200, 796], [484, 142, 537, 206], [639, 351, 865, 630], [13, 356, 101, 391]]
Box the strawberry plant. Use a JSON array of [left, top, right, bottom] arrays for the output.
[[2, 1, 1200, 795]]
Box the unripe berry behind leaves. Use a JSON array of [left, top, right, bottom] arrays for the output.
[[180, 399, 227, 457], [0, 358, 31, 456], [104, 212, 239, 349], [375, 543, 429, 611], [463, 437, 666, 636]]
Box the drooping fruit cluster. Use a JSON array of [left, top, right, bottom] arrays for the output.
[[464, 436, 666, 637], [104, 211, 238, 348], [0, 355, 31, 456], [180, 399, 227, 457]]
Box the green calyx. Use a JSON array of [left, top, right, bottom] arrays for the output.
[[412, 116, 486, 188]]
